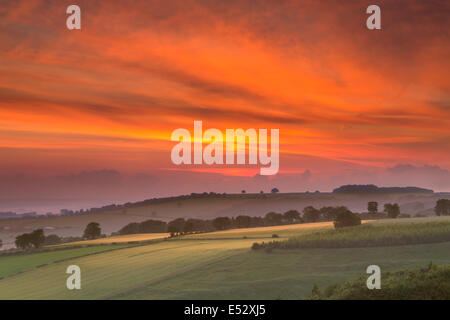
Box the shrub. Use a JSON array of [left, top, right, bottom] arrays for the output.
[[251, 242, 261, 250], [334, 211, 361, 229], [44, 234, 62, 245], [272, 234, 279, 238], [316, 264, 450, 300]]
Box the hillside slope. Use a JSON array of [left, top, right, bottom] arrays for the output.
[[0, 192, 447, 249]]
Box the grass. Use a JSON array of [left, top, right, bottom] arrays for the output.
[[118, 242, 450, 300], [1, 216, 450, 299], [181, 222, 336, 240], [55, 233, 170, 246], [252, 219, 450, 250], [0, 239, 256, 299], [0, 244, 130, 279]]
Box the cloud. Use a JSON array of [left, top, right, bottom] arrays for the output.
[[385, 164, 450, 190]]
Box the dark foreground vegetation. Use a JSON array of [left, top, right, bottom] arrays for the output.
[[252, 221, 450, 250], [311, 263, 450, 300]]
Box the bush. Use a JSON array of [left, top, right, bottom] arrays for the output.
[[272, 234, 279, 238], [333, 211, 361, 229], [251, 242, 261, 250], [315, 263, 450, 300], [44, 234, 62, 245]]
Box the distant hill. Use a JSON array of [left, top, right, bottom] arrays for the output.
[[333, 185, 434, 194]]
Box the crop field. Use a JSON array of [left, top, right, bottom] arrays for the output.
[[182, 221, 335, 239], [1, 217, 450, 299], [253, 218, 450, 250], [56, 233, 171, 246]]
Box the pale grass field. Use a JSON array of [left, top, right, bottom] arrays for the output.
[[57, 221, 374, 245], [182, 220, 374, 239], [56, 233, 170, 246]]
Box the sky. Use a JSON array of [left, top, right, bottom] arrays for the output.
[[0, 0, 449, 212]]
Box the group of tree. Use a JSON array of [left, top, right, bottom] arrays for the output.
[[435, 199, 450, 216], [118, 219, 167, 235], [383, 203, 400, 218], [301, 206, 355, 222], [366, 201, 400, 218], [163, 206, 364, 237], [164, 211, 301, 237], [15, 229, 46, 250], [333, 184, 433, 194]]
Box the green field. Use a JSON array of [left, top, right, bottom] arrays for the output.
[[0, 244, 131, 279], [1, 217, 450, 299], [253, 217, 450, 250]]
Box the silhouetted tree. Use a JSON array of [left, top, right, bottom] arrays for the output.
[[271, 188, 279, 194], [319, 207, 335, 220], [83, 222, 101, 239], [15, 233, 32, 250], [139, 219, 167, 233], [283, 210, 301, 224], [14, 229, 45, 249], [241, 190, 246, 194], [303, 206, 321, 222], [167, 225, 180, 237], [167, 218, 186, 236], [118, 222, 140, 235], [212, 217, 232, 230], [250, 216, 265, 227], [384, 203, 400, 218], [435, 199, 450, 216], [29, 229, 45, 248], [235, 215, 252, 228], [368, 201, 378, 214], [264, 212, 283, 225], [321, 206, 352, 221]]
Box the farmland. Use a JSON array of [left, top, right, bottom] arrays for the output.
[[1, 217, 450, 299], [56, 233, 171, 246], [252, 216, 450, 250], [1, 191, 445, 250]]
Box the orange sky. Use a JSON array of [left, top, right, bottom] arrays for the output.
[[0, 0, 449, 183]]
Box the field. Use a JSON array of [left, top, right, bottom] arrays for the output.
[[1, 217, 450, 299], [56, 233, 171, 246], [253, 216, 450, 249]]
